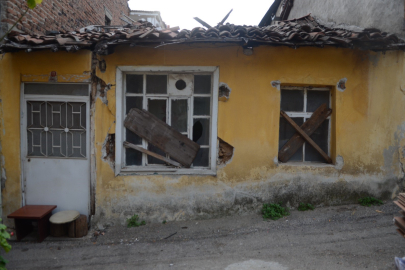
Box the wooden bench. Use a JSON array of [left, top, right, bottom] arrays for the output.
[[7, 205, 57, 243]]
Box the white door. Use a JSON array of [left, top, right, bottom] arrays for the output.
[[21, 83, 90, 216]]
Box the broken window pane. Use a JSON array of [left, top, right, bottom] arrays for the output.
[[126, 97, 143, 115], [126, 148, 142, 166], [147, 144, 166, 165], [193, 119, 210, 145], [194, 97, 210, 116], [279, 117, 304, 161], [146, 75, 167, 94], [148, 99, 167, 122], [194, 75, 211, 94], [280, 90, 304, 112], [305, 119, 329, 162], [171, 99, 188, 133], [193, 148, 209, 167], [126, 74, 143, 94], [307, 90, 330, 112]]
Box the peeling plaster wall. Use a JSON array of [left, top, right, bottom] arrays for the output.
[[92, 45, 405, 225], [0, 50, 92, 226], [1, 45, 405, 226], [288, 0, 405, 39]]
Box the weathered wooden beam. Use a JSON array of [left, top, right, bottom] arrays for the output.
[[278, 103, 332, 163], [124, 108, 200, 167], [124, 141, 182, 167], [280, 111, 332, 163]]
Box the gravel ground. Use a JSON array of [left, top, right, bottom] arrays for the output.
[[4, 201, 405, 270]]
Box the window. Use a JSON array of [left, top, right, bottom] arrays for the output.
[[278, 86, 331, 163], [115, 66, 219, 175]]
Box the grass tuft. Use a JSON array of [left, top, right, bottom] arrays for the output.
[[262, 203, 290, 220], [358, 197, 383, 207], [297, 203, 315, 211], [127, 214, 146, 228]]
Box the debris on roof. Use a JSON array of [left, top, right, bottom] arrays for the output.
[[1, 15, 403, 55]]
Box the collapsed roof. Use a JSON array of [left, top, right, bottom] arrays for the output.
[[1, 15, 404, 55]]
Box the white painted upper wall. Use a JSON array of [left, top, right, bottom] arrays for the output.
[[287, 0, 404, 38]]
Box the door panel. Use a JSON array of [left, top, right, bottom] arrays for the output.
[[22, 84, 90, 216]]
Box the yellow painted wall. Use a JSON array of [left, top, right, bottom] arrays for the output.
[[0, 50, 92, 225], [1, 44, 405, 225]]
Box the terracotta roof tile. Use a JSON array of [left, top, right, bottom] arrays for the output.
[[1, 15, 404, 54]]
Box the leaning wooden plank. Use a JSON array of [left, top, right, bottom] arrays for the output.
[[124, 141, 182, 167], [278, 103, 332, 163], [281, 111, 332, 163], [124, 108, 200, 167], [397, 228, 405, 239], [395, 216, 405, 232], [394, 201, 405, 212]]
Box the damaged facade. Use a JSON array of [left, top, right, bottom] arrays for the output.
[[1, 13, 405, 226]]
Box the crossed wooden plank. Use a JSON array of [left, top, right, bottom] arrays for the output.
[[278, 103, 332, 163]]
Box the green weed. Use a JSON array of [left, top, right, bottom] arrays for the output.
[[0, 219, 11, 270], [127, 215, 146, 228], [358, 197, 383, 207], [298, 203, 315, 211], [262, 203, 290, 220]]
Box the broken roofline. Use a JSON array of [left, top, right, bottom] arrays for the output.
[[1, 15, 404, 54]]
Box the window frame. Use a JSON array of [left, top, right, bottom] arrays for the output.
[[279, 86, 332, 163], [115, 66, 219, 176]]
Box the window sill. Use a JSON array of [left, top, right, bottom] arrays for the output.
[[118, 167, 217, 176], [277, 161, 336, 169]]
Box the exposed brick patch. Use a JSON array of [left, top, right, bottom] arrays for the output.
[[1, 0, 130, 35]]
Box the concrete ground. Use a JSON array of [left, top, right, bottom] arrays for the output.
[[4, 201, 405, 270]]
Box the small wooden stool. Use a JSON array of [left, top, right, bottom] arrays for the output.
[[7, 205, 57, 243], [50, 211, 87, 238]]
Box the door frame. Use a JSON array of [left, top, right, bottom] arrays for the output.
[[19, 83, 92, 213]]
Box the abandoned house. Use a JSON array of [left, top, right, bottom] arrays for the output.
[[1, 9, 405, 227]]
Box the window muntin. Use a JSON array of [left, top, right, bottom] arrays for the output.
[[124, 73, 212, 169], [279, 86, 331, 163]]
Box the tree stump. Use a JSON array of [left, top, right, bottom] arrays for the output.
[[68, 215, 88, 238], [50, 223, 68, 237]]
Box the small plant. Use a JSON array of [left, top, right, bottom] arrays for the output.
[[162, 220, 167, 224], [0, 220, 11, 270], [262, 203, 290, 220], [298, 203, 315, 211], [358, 197, 383, 207], [127, 215, 146, 228]]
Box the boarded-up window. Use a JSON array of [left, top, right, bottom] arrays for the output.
[[279, 86, 331, 162], [124, 73, 212, 168]]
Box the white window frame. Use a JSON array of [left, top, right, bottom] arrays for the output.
[[115, 66, 219, 176], [280, 86, 332, 163]]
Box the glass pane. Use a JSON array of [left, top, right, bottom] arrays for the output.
[[126, 129, 142, 145], [126, 148, 142, 165], [194, 75, 211, 94], [49, 130, 65, 157], [67, 131, 85, 158], [126, 97, 143, 115], [148, 99, 166, 122], [278, 117, 304, 162], [194, 97, 210, 116], [126, 74, 143, 94], [280, 90, 304, 112], [193, 148, 209, 167], [48, 102, 63, 128], [146, 75, 167, 94], [307, 90, 330, 112], [171, 99, 188, 133], [193, 119, 210, 145], [24, 84, 88, 96], [305, 119, 329, 162], [147, 144, 166, 165]]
